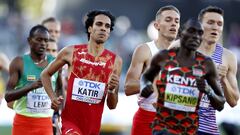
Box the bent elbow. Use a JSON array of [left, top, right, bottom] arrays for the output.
[[124, 85, 133, 96], [227, 96, 238, 107], [4, 93, 10, 102], [124, 85, 140, 96], [217, 105, 224, 111], [107, 100, 118, 110], [108, 106, 117, 110], [7, 102, 14, 109], [124, 90, 131, 96], [217, 99, 226, 111], [229, 101, 238, 108], [108, 103, 117, 110]]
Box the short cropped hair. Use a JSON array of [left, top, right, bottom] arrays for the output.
[[41, 17, 60, 25], [29, 25, 49, 38], [155, 5, 180, 20], [198, 6, 224, 22]]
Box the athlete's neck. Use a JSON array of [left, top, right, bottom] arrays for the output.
[[30, 52, 46, 63], [155, 36, 173, 50], [88, 41, 105, 57], [198, 40, 216, 56]]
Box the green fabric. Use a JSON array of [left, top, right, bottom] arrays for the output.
[[13, 54, 57, 117]]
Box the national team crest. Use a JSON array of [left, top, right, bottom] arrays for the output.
[[27, 75, 36, 81], [193, 68, 203, 77]]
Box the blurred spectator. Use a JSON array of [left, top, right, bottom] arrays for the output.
[[46, 38, 58, 57], [42, 17, 61, 42], [0, 53, 10, 105]]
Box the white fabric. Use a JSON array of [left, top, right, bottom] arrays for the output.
[[138, 41, 159, 112], [71, 78, 105, 104]]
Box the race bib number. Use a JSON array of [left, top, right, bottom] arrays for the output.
[[27, 87, 51, 113], [72, 78, 106, 104], [164, 83, 199, 112]]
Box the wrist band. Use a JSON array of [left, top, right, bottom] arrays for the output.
[[108, 89, 116, 94]]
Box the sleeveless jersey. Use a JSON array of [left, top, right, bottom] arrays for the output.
[[152, 49, 207, 135], [61, 44, 116, 135], [138, 40, 159, 112], [198, 44, 223, 134], [13, 54, 57, 117]]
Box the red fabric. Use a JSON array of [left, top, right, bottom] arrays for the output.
[[131, 107, 156, 135], [12, 113, 52, 135], [62, 121, 83, 135], [61, 44, 116, 135]]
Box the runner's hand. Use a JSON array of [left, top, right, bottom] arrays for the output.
[[108, 72, 119, 91], [196, 77, 208, 94], [30, 79, 42, 90], [140, 84, 154, 98], [217, 64, 227, 79], [51, 96, 63, 111]]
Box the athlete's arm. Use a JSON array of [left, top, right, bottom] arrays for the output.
[[55, 70, 64, 98], [221, 49, 239, 107], [41, 46, 73, 111], [204, 58, 225, 111], [124, 44, 151, 96], [106, 55, 122, 109], [140, 51, 165, 98], [5, 57, 42, 102]]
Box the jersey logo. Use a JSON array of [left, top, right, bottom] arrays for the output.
[[78, 52, 87, 55], [27, 75, 36, 81], [80, 58, 106, 67], [168, 67, 180, 72]]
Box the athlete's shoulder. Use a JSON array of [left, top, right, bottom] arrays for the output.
[[222, 47, 236, 58], [9, 55, 23, 71], [59, 45, 75, 54], [73, 44, 88, 49], [12, 55, 23, 63], [195, 51, 212, 62], [104, 48, 115, 55], [134, 42, 151, 54], [222, 47, 237, 68]]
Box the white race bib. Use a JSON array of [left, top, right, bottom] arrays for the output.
[[71, 78, 106, 104], [164, 83, 200, 112], [27, 87, 51, 113]]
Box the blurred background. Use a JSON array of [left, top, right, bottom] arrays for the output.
[[1, 0, 240, 135]]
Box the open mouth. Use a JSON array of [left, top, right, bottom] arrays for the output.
[[169, 28, 177, 32], [210, 32, 217, 36], [39, 47, 46, 51]]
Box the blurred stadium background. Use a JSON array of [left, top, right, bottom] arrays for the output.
[[1, 0, 240, 135]]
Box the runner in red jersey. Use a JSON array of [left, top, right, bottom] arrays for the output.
[[41, 10, 122, 135], [140, 19, 225, 135]]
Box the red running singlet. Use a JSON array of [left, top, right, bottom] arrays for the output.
[[61, 44, 116, 135]]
